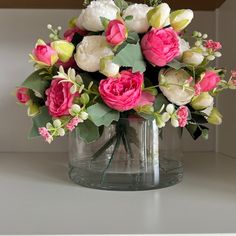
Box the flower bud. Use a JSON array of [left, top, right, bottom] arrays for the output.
[[182, 50, 204, 66], [58, 128, 66, 136], [70, 104, 81, 115], [191, 92, 214, 110], [99, 56, 120, 77], [80, 93, 90, 105], [53, 119, 61, 128], [170, 9, 194, 32], [79, 111, 89, 120], [207, 107, 223, 125], [27, 102, 40, 117], [51, 40, 75, 63], [147, 3, 171, 29]]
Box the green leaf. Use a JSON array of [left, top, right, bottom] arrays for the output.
[[191, 113, 208, 124], [22, 69, 50, 98], [153, 94, 169, 111], [168, 59, 187, 70], [126, 32, 139, 44], [114, 0, 128, 11], [100, 16, 110, 29], [76, 119, 100, 143], [113, 43, 146, 73], [29, 106, 52, 138], [124, 15, 133, 21], [87, 103, 120, 127]]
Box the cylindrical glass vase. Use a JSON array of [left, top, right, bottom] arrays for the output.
[[69, 117, 183, 191]]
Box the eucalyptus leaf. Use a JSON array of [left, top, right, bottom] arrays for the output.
[[126, 32, 139, 44], [113, 43, 146, 73], [29, 106, 52, 138], [22, 69, 50, 98], [87, 103, 120, 127], [76, 119, 100, 143], [124, 15, 133, 21], [168, 59, 187, 70], [114, 0, 128, 11]]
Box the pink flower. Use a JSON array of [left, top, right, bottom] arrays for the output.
[[197, 71, 221, 93], [64, 27, 88, 42], [66, 117, 83, 131], [45, 78, 78, 117], [99, 70, 143, 111], [194, 83, 202, 96], [38, 127, 53, 143], [16, 87, 30, 104], [177, 106, 189, 128], [33, 44, 58, 66], [136, 92, 155, 107], [105, 20, 127, 45], [141, 28, 180, 67], [204, 40, 222, 51], [231, 70, 236, 78]]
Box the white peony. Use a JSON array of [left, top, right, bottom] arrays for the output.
[[177, 38, 190, 60], [74, 36, 113, 72], [77, 0, 120, 32], [123, 4, 152, 33], [159, 68, 195, 106], [76, 11, 85, 30]]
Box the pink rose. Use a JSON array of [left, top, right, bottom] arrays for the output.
[[177, 106, 189, 128], [45, 78, 78, 117], [99, 70, 143, 111], [197, 71, 221, 93], [141, 28, 180, 67], [204, 40, 222, 51], [33, 44, 58, 66], [105, 20, 127, 45], [16, 87, 30, 104], [136, 92, 155, 107], [64, 27, 88, 42]]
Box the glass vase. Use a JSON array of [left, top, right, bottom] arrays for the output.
[[69, 117, 183, 191]]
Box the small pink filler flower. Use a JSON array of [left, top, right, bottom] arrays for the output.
[[38, 127, 53, 143], [66, 117, 83, 131], [204, 40, 222, 51], [177, 106, 189, 128]]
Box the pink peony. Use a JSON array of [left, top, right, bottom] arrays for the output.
[[38, 127, 53, 143], [204, 40, 222, 51], [66, 117, 83, 131], [136, 92, 155, 107], [141, 28, 180, 67], [177, 106, 189, 128], [197, 71, 221, 93], [105, 20, 127, 45], [33, 44, 58, 66], [16, 87, 30, 104], [64, 27, 88, 42], [45, 78, 78, 117], [99, 70, 143, 111]]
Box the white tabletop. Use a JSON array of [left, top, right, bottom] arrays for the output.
[[0, 152, 236, 234]]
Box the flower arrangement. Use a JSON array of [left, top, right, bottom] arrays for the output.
[[16, 0, 236, 144]]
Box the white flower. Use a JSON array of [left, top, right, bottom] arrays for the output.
[[75, 36, 113, 72], [76, 11, 86, 30], [162, 104, 179, 127], [182, 50, 204, 66], [147, 3, 170, 29], [170, 9, 194, 32], [123, 4, 152, 33], [77, 0, 120, 32], [176, 38, 190, 60], [159, 69, 195, 106], [100, 56, 120, 77]]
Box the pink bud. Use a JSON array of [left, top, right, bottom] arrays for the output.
[[16, 87, 30, 104]]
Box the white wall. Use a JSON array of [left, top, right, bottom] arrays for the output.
[[218, 0, 236, 158], [0, 9, 216, 153]]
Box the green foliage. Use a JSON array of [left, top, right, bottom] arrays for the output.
[[22, 69, 50, 99], [186, 123, 209, 140], [144, 0, 162, 7], [168, 59, 187, 70], [113, 43, 146, 73], [76, 119, 100, 143], [124, 15, 133, 21], [87, 103, 120, 127], [100, 17, 110, 29], [29, 106, 52, 138], [153, 94, 169, 111], [126, 32, 140, 44], [114, 0, 128, 11]]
